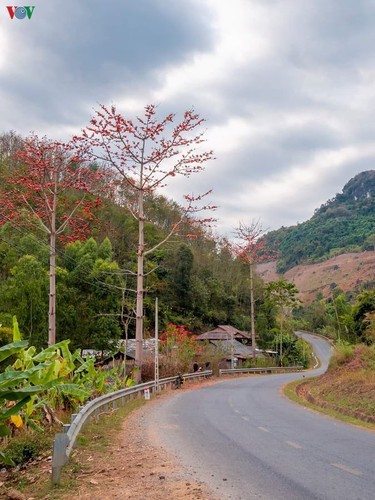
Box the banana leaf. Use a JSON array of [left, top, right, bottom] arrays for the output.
[[0, 387, 42, 403], [74, 358, 95, 374], [59, 342, 75, 374], [0, 341, 28, 362], [44, 376, 66, 389], [0, 370, 29, 389], [27, 419, 43, 433], [0, 397, 32, 424], [12, 316, 21, 342], [0, 362, 52, 389], [54, 384, 90, 402], [32, 340, 71, 363]]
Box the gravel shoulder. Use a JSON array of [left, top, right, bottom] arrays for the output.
[[58, 382, 218, 500]]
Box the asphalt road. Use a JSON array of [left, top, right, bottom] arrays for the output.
[[149, 333, 375, 499]]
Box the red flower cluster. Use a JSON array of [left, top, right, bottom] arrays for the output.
[[160, 323, 201, 356]]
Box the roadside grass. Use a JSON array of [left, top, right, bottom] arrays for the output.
[[309, 344, 375, 418], [284, 379, 375, 430], [2, 398, 146, 499], [284, 343, 375, 431]]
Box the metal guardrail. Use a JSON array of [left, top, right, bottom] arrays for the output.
[[219, 366, 304, 376], [51, 370, 212, 485]]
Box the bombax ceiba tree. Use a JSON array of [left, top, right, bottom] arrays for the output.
[[0, 135, 103, 346], [75, 104, 216, 381], [232, 220, 277, 360]]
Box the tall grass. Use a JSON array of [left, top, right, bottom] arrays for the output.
[[329, 341, 354, 369]]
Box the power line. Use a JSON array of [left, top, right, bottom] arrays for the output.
[[0, 231, 128, 295], [0, 213, 139, 281]]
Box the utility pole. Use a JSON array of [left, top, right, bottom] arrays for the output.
[[332, 294, 342, 342], [154, 298, 159, 392], [231, 331, 234, 369]]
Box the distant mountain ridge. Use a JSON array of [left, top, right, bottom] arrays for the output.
[[257, 251, 375, 303], [263, 170, 375, 273]]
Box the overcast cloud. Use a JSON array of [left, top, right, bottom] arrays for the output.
[[1, 0, 375, 234]]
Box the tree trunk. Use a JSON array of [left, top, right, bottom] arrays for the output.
[[48, 197, 57, 346], [280, 313, 283, 366], [135, 188, 144, 383], [250, 262, 256, 360], [48, 171, 59, 347]]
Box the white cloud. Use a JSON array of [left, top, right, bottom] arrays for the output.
[[1, 0, 374, 236]]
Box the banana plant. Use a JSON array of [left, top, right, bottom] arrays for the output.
[[0, 339, 45, 439]]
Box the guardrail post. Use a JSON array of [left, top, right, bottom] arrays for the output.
[[70, 413, 77, 424], [52, 432, 69, 485], [63, 424, 70, 433]]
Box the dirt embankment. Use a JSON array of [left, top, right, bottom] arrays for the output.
[[294, 344, 375, 425], [257, 251, 375, 302]]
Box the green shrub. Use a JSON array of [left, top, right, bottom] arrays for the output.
[[244, 355, 278, 368], [1, 431, 51, 466], [330, 342, 354, 368]]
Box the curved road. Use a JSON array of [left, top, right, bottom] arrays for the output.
[[148, 333, 375, 499]]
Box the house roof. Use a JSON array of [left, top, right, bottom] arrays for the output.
[[196, 325, 251, 341], [210, 339, 264, 358], [118, 339, 157, 359], [82, 339, 157, 363]]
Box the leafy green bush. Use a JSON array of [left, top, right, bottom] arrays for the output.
[[330, 341, 354, 369], [244, 355, 278, 368], [1, 430, 51, 465]]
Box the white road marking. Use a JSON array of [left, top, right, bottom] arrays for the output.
[[331, 463, 362, 476], [258, 426, 269, 433], [313, 353, 319, 368], [241, 416, 250, 422], [286, 440, 302, 449]]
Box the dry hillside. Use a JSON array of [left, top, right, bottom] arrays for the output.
[[257, 251, 375, 303]]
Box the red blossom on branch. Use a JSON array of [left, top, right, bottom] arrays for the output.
[[0, 135, 105, 242]]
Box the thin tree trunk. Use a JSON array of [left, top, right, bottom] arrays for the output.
[[135, 188, 144, 383], [48, 187, 57, 346], [48, 231, 56, 346], [250, 262, 256, 360], [332, 296, 342, 341], [280, 313, 283, 366]]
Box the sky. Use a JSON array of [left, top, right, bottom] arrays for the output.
[[1, 0, 375, 236]]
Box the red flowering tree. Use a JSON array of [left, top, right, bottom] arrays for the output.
[[75, 104, 215, 381], [0, 135, 103, 346], [160, 323, 201, 369], [232, 221, 277, 359]]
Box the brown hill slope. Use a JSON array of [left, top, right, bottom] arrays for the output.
[[257, 251, 375, 303]]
